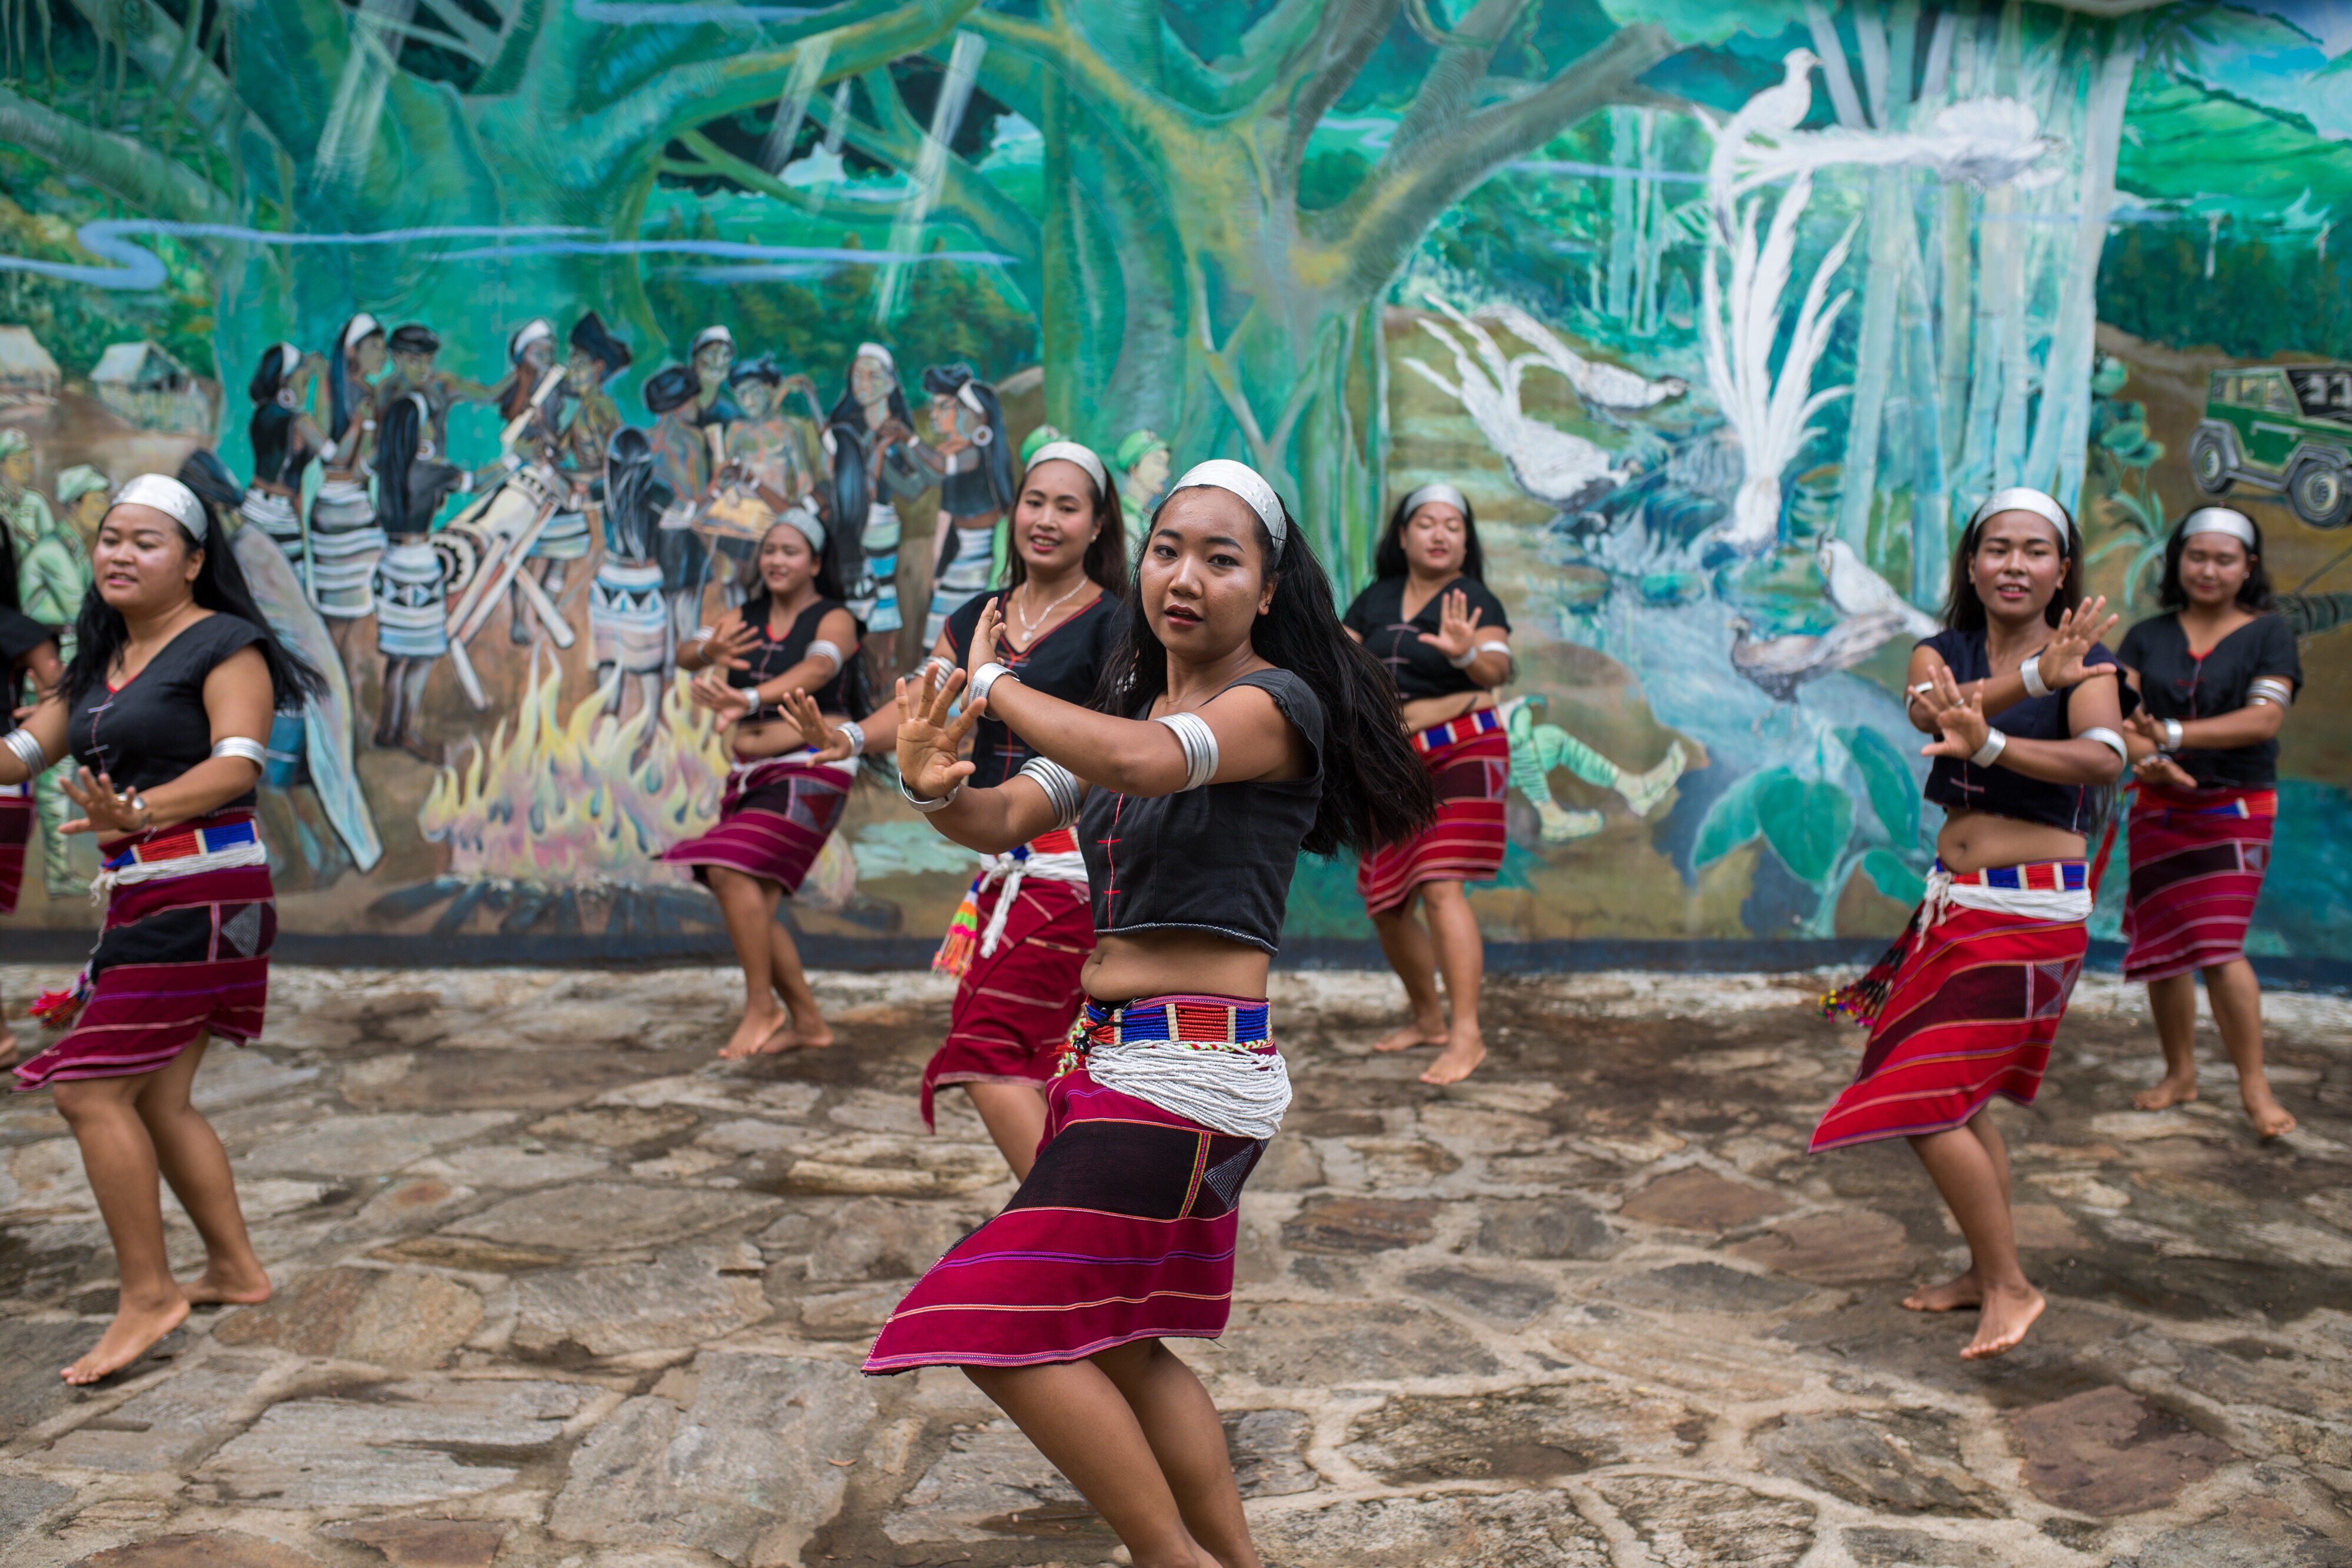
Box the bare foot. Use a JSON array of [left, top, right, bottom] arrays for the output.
[[1372, 1017, 1446, 1054], [2241, 1082, 2297, 1140], [1960, 1282, 2045, 1359], [181, 1262, 273, 1307], [2133, 1074, 2198, 1111], [0, 1027, 16, 1072], [63, 1293, 189, 1385], [757, 1018, 833, 1053], [1902, 1269, 1983, 1312], [719, 1007, 791, 1061], [1419, 1030, 1486, 1086]]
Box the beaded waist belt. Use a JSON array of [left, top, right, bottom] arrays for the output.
[[91, 814, 268, 902], [931, 827, 1088, 977], [0, 780, 27, 800], [1077, 994, 1272, 1052], [2140, 786, 2276, 819], [1413, 706, 1503, 754], [1932, 858, 2087, 892]]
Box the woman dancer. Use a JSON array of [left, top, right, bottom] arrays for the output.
[[1345, 483, 1513, 1086], [790, 441, 1124, 1176], [5, 473, 324, 1385], [372, 394, 502, 760], [1818, 489, 2126, 1361], [866, 460, 1433, 1568], [823, 344, 930, 671], [2117, 507, 2300, 1138], [666, 510, 864, 1059], [920, 364, 1015, 648], [309, 315, 387, 660], [239, 344, 323, 569], [2, 523, 66, 1068]]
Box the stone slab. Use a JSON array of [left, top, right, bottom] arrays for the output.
[[422, 1145, 609, 1188], [238, 1113, 516, 1178], [1342, 1382, 1705, 1484], [511, 1242, 770, 1357], [527, 1105, 700, 1148], [1281, 1196, 1442, 1253], [1402, 1265, 1558, 1325], [1592, 1475, 1816, 1568], [881, 1421, 1091, 1546], [1841, 1527, 2007, 1567], [1221, 1301, 1502, 1384], [1224, 1408, 1317, 1498], [78, 1533, 322, 1567], [1473, 1198, 1616, 1259], [804, 1195, 985, 1282], [1602, 1261, 1812, 1313], [0, 1474, 72, 1544], [211, 1269, 482, 1369], [1619, 1166, 1790, 1232], [1729, 1209, 1916, 1284], [319, 1517, 508, 1567], [47, 1355, 270, 1472], [441, 1182, 780, 1251], [1755, 1409, 1996, 1516], [2006, 1385, 2234, 1516], [1254, 1492, 1613, 1567]]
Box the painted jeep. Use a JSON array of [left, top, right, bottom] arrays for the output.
[[2189, 365, 2352, 528]]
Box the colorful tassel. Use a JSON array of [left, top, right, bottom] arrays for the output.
[[931, 875, 985, 977], [29, 969, 92, 1031], [1820, 921, 1918, 1030]]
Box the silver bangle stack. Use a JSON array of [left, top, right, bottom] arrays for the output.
[[1019, 755, 1083, 830], [2019, 653, 2052, 699], [211, 737, 270, 767], [1969, 730, 2008, 768], [2159, 717, 2184, 755], [1154, 711, 1220, 791], [4, 727, 45, 775], [837, 720, 866, 758], [2249, 677, 2294, 710], [900, 772, 961, 813], [969, 661, 1013, 707]]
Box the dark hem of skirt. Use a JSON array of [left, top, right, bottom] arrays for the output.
[[1806, 1085, 2036, 1152], [863, 1325, 1214, 1376]]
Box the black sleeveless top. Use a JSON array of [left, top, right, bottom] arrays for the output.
[[2116, 612, 2300, 789], [1077, 668, 1324, 954], [1343, 574, 1512, 702], [1919, 628, 2123, 835], [66, 616, 268, 808], [3, 608, 54, 709], [947, 589, 1118, 788], [940, 449, 1001, 520], [249, 405, 317, 489], [733, 597, 851, 721]]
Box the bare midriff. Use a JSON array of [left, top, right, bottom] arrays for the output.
[[1082, 928, 1270, 1005], [1935, 807, 2087, 875], [1398, 689, 1495, 732], [729, 711, 852, 762]]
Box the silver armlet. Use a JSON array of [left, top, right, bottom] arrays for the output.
[[2160, 717, 2184, 754], [211, 737, 270, 768], [2020, 653, 2052, 699], [900, 772, 961, 813], [806, 638, 845, 670], [969, 661, 1013, 706], [1155, 710, 1220, 791], [4, 727, 47, 775], [2077, 726, 2128, 764], [2248, 677, 2295, 709], [1969, 730, 2008, 768], [1018, 756, 1083, 831], [837, 720, 866, 758], [1446, 644, 1479, 669]]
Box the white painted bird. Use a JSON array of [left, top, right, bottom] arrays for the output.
[[1729, 611, 1911, 704], [1708, 48, 1820, 223], [1473, 299, 1690, 414], [1403, 312, 1629, 518], [1817, 538, 1939, 639], [1729, 96, 2062, 197]]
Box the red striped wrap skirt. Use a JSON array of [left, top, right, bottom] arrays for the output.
[[921, 851, 1094, 1129], [661, 753, 853, 895], [14, 813, 275, 1089], [0, 780, 28, 914], [1812, 862, 2088, 1152], [1357, 708, 1509, 915], [2120, 784, 2276, 983], [866, 995, 1271, 1373]]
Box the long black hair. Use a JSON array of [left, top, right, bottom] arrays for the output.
[[65, 466, 329, 711], [1097, 487, 1435, 857], [739, 516, 868, 716], [920, 363, 1014, 515], [827, 360, 914, 432], [819, 420, 876, 594], [372, 394, 429, 536], [603, 427, 665, 561], [2159, 512, 2272, 611], [1374, 486, 1485, 583], [1942, 494, 2084, 632], [1004, 452, 1126, 597], [327, 316, 379, 446], [248, 343, 300, 486]]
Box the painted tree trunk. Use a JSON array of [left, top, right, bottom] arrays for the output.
[[1836, 168, 1910, 556]]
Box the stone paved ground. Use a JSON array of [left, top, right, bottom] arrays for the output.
[[2, 963, 2350, 1568]]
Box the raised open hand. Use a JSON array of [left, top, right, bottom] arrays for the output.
[[2033, 594, 2120, 691], [777, 688, 853, 762], [689, 667, 754, 725], [697, 619, 761, 673], [1917, 666, 1993, 762], [966, 596, 1006, 686], [896, 668, 979, 803], [57, 767, 147, 837], [2132, 748, 2197, 791], [1416, 588, 1483, 663]]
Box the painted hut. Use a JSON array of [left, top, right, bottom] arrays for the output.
[[91, 340, 214, 434], [0, 326, 61, 406]]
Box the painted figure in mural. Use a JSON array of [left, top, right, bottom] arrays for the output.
[[487, 320, 584, 644], [790, 439, 1127, 1179], [310, 316, 389, 663], [920, 363, 1015, 648], [1, 523, 66, 1067], [544, 312, 633, 614], [1019, 424, 1065, 465], [665, 509, 864, 1059], [708, 356, 822, 609], [373, 393, 506, 762], [1344, 484, 1514, 1087], [823, 343, 930, 672], [1496, 696, 1685, 841], [1112, 429, 1171, 537], [2116, 508, 2300, 1140], [867, 460, 1435, 1568], [644, 366, 714, 656], [5, 472, 326, 1386], [590, 427, 674, 726], [239, 345, 325, 571], [379, 324, 495, 454], [1818, 489, 2129, 1361], [4, 427, 95, 898], [689, 325, 743, 436], [55, 467, 113, 554]]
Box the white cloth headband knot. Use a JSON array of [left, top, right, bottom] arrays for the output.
[[1969, 486, 2072, 549], [1025, 440, 1107, 495], [1171, 459, 1286, 559], [276, 342, 300, 380], [691, 325, 734, 353], [341, 313, 380, 352], [112, 473, 208, 542], [776, 505, 827, 558], [1402, 482, 1469, 520], [2181, 507, 2257, 548], [855, 341, 894, 372], [510, 318, 553, 361]]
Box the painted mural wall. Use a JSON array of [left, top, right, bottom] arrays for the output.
[[4, 0, 2350, 962]]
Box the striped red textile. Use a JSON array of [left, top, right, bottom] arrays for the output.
[[2121, 784, 2276, 983], [1356, 724, 1508, 914], [1810, 902, 2086, 1152], [14, 819, 275, 1089], [865, 1057, 1268, 1373], [921, 876, 1094, 1129], [661, 755, 851, 894], [0, 785, 28, 914]]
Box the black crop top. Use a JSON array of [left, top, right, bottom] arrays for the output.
[[1919, 627, 2123, 835], [2116, 613, 2301, 790], [947, 590, 1118, 788], [1076, 668, 1324, 954], [1342, 574, 1512, 703], [733, 597, 851, 721], [66, 616, 267, 808]]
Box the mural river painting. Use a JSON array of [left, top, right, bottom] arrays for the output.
[[3, 0, 2350, 968]]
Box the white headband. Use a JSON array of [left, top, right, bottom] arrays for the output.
[[2181, 507, 2257, 549], [691, 325, 734, 354], [340, 312, 380, 353], [1402, 482, 1470, 520], [275, 342, 300, 380], [855, 341, 894, 372], [1025, 440, 1107, 496], [774, 505, 827, 558], [1969, 486, 2071, 549], [510, 318, 553, 360], [1171, 459, 1286, 559], [111, 473, 208, 542]]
